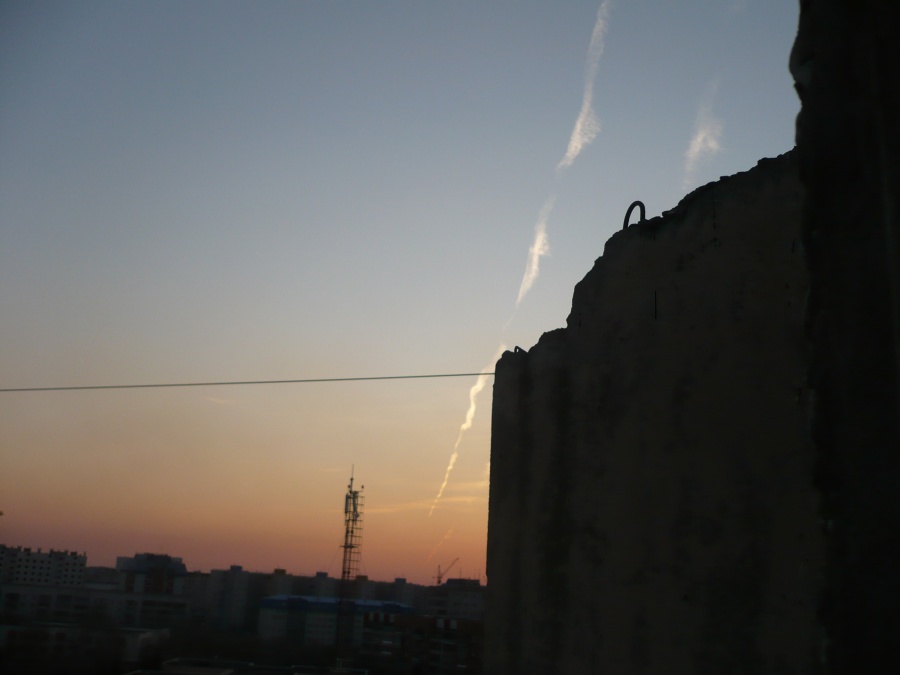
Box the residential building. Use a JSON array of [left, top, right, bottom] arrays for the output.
[[0, 545, 86, 586]]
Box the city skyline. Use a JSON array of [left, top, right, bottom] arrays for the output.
[[1, 1, 800, 585], [0, 539, 469, 586]]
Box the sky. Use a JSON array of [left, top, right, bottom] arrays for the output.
[[0, 0, 800, 585]]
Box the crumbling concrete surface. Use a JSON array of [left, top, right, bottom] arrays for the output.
[[487, 1, 900, 671], [486, 151, 823, 674]]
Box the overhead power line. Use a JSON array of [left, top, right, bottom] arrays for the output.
[[0, 372, 496, 393]]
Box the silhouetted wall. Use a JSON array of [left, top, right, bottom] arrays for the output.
[[791, 1, 900, 671], [486, 152, 824, 673]]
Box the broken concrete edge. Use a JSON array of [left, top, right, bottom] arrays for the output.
[[500, 149, 798, 364]]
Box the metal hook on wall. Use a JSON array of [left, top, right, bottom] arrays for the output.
[[623, 201, 646, 230]]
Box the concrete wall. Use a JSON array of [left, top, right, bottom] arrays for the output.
[[791, 2, 900, 671], [486, 151, 825, 673]]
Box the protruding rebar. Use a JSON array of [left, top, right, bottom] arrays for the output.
[[623, 200, 646, 230]]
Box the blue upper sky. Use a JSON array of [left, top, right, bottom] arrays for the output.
[[0, 1, 800, 583]]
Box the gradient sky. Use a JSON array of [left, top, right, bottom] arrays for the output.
[[1, 1, 800, 585]]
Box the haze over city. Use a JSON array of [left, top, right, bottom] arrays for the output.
[[1, 1, 799, 585]]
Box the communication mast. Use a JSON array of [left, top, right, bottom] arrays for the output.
[[340, 469, 364, 584], [336, 468, 364, 662]]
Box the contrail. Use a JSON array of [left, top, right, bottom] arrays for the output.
[[516, 1, 612, 307], [557, 0, 612, 171], [683, 80, 723, 189], [429, 2, 614, 517], [426, 528, 454, 562], [516, 196, 555, 306], [429, 345, 506, 516]]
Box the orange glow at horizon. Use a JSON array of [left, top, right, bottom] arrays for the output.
[[0, 380, 493, 587], [1, 496, 489, 586]]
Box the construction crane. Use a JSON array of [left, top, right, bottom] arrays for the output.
[[435, 557, 459, 585]]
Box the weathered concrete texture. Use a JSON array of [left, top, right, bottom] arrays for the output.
[[486, 151, 824, 674], [791, 2, 900, 671]]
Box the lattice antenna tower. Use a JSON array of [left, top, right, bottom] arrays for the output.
[[336, 468, 364, 662], [340, 468, 364, 583]]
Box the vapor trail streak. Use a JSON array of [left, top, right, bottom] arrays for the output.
[[516, 197, 555, 306], [426, 528, 454, 562], [557, 0, 612, 171], [429, 345, 506, 516], [683, 80, 724, 189], [429, 0, 612, 523]]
